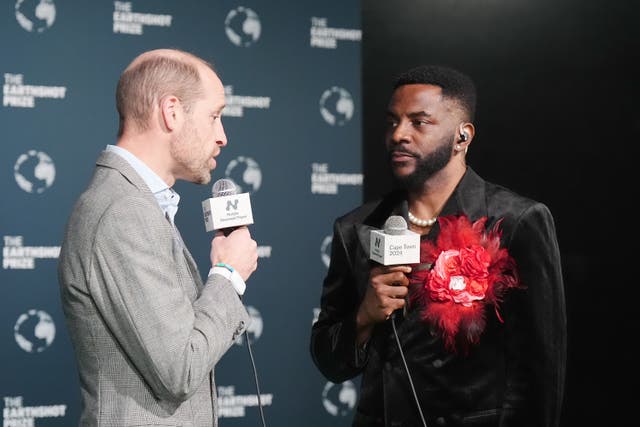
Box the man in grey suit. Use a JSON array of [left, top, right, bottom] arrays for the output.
[[58, 48, 258, 426]]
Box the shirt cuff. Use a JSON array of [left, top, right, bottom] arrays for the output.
[[208, 263, 246, 296]]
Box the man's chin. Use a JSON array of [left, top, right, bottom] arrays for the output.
[[391, 169, 424, 190], [194, 173, 212, 185], [390, 164, 414, 179]]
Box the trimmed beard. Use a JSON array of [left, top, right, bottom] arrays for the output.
[[390, 140, 453, 192], [170, 117, 212, 185]]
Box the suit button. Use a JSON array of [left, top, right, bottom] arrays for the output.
[[436, 416, 446, 426], [432, 359, 443, 368]]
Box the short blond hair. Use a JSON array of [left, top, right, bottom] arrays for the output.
[[115, 49, 215, 136]]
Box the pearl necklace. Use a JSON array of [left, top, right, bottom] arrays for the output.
[[407, 210, 437, 227]]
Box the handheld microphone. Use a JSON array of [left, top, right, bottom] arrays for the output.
[[202, 179, 265, 427], [369, 215, 420, 265], [202, 178, 254, 234], [370, 216, 428, 427]]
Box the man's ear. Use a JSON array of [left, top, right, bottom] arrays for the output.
[[159, 95, 182, 132], [454, 122, 475, 154], [459, 122, 475, 144]]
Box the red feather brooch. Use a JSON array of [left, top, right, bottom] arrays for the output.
[[409, 215, 522, 353]]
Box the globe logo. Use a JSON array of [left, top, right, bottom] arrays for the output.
[[224, 156, 262, 194], [234, 305, 263, 345], [15, 0, 56, 33], [320, 235, 332, 268], [14, 309, 56, 353], [319, 86, 354, 126], [14, 150, 56, 194], [322, 380, 357, 416], [224, 6, 261, 47]]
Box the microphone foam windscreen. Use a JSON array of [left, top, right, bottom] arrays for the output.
[[211, 178, 237, 197], [383, 215, 408, 235]]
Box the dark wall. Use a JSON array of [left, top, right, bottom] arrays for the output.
[[362, 0, 638, 424]]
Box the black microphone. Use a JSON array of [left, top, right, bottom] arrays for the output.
[[202, 178, 254, 235]]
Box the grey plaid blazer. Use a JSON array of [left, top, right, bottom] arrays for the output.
[[58, 151, 249, 426]]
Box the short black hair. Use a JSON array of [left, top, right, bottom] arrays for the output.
[[393, 65, 477, 121]]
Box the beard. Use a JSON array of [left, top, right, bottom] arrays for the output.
[[170, 118, 212, 185], [389, 138, 453, 191]]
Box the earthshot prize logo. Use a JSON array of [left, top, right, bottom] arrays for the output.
[[217, 384, 273, 419], [15, 0, 56, 33], [311, 162, 363, 195], [319, 86, 355, 126], [310, 16, 362, 49], [14, 309, 56, 353], [2, 396, 68, 426], [224, 156, 262, 194], [112, 1, 173, 35], [225, 6, 261, 47], [3, 235, 60, 270], [322, 380, 357, 416], [223, 85, 271, 118], [14, 150, 56, 194], [3, 73, 67, 108]]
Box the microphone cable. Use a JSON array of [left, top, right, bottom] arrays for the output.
[[240, 296, 267, 427], [390, 314, 428, 427]]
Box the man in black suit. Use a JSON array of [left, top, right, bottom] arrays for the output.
[[310, 65, 566, 427]]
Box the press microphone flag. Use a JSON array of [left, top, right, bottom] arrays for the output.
[[369, 215, 420, 265], [202, 178, 254, 232]]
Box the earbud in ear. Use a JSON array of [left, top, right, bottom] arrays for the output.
[[459, 132, 468, 142]]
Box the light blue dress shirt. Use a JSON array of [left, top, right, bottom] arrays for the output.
[[105, 145, 180, 224]]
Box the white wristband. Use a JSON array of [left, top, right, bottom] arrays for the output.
[[209, 263, 246, 296]]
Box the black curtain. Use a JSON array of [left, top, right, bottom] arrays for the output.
[[362, 0, 638, 424]]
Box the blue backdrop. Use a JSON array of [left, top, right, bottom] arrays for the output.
[[1, 1, 362, 425]]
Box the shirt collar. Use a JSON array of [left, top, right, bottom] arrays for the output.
[[106, 144, 180, 223]]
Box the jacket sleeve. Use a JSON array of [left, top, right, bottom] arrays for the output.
[[89, 195, 249, 403], [310, 218, 368, 383], [500, 202, 567, 427]]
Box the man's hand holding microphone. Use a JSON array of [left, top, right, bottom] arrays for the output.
[[356, 215, 419, 345], [204, 179, 257, 295], [211, 227, 257, 282]]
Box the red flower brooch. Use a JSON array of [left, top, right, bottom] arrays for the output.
[[409, 215, 521, 353]]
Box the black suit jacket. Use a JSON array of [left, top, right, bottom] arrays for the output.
[[310, 168, 566, 427]]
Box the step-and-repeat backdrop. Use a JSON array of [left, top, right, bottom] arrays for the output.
[[1, 1, 362, 425]]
